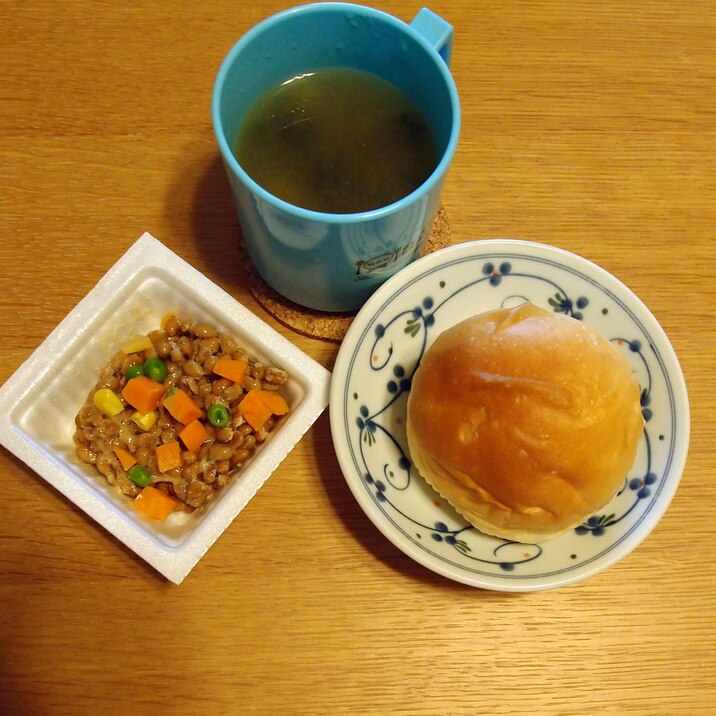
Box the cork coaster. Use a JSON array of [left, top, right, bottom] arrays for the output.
[[240, 205, 451, 343]]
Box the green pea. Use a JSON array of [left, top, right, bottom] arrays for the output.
[[208, 403, 230, 428], [144, 357, 168, 383], [127, 464, 152, 487], [126, 363, 145, 380]]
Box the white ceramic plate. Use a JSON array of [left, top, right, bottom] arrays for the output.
[[330, 240, 689, 591], [0, 233, 331, 584]]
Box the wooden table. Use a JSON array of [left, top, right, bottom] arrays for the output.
[[1, 1, 714, 713]]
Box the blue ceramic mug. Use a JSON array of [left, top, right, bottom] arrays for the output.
[[212, 3, 460, 313]]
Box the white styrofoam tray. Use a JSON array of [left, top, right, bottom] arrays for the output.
[[0, 233, 331, 584]]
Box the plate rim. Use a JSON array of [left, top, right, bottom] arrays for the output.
[[330, 238, 690, 591]]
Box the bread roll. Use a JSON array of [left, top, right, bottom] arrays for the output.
[[406, 302, 643, 542]]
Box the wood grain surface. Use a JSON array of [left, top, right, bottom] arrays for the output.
[[1, 1, 714, 714]]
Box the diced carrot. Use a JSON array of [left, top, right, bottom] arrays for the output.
[[213, 356, 248, 384], [113, 446, 136, 471], [122, 376, 165, 414], [162, 388, 203, 425], [255, 389, 289, 416], [238, 388, 289, 431], [132, 486, 179, 521], [179, 419, 209, 453], [155, 441, 182, 473], [238, 389, 272, 431]]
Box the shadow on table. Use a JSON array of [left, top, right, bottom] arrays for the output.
[[164, 146, 249, 297], [309, 412, 520, 598]]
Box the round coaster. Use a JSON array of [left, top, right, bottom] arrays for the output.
[[240, 205, 451, 343]]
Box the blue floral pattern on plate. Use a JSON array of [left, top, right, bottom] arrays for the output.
[[330, 240, 689, 591]]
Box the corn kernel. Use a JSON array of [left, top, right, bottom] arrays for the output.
[[131, 410, 158, 431], [93, 389, 124, 417], [161, 313, 179, 330], [121, 335, 153, 354]]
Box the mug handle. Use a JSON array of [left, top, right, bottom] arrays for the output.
[[410, 8, 454, 66]]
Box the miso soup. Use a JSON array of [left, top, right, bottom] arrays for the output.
[[233, 67, 439, 214]]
